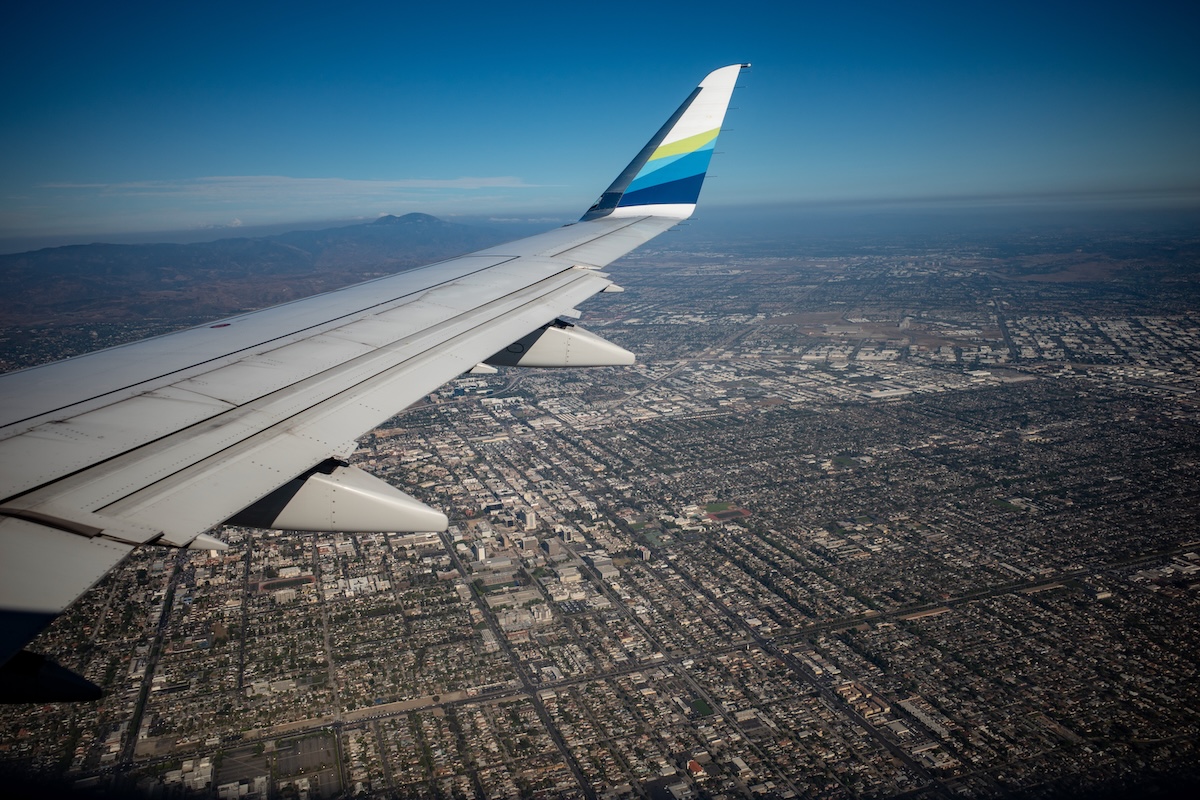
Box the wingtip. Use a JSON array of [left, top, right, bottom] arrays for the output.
[[584, 64, 746, 222]]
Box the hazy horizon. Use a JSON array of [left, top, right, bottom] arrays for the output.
[[4, 1, 1199, 251], [4, 189, 1199, 256]]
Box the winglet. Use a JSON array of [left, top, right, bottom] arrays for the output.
[[581, 63, 749, 222]]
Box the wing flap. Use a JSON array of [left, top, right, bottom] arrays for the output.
[[0, 517, 137, 665], [0, 517, 135, 613]]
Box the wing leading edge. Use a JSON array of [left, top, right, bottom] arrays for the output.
[[0, 64, 749, 699]]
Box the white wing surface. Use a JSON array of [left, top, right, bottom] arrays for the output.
[[0, 64, 749, 700]]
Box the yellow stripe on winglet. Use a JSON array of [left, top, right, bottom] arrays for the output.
[[651, 127, 720, 161]]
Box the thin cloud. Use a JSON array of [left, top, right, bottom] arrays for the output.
[[10, 175, 557, 238], [4, 172, 576, 241], [39, 175, 540, 197]]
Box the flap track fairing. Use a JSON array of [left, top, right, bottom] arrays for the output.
[[228, 460, 448, 532], [486, 321, 635, 368]]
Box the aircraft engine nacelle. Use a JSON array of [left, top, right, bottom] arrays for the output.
[[485, 320, 635, 368]]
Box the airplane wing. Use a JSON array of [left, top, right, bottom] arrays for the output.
[[0, 63, 749, 701]]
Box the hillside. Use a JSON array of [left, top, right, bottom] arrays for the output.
[[0, 213, 506, 326]]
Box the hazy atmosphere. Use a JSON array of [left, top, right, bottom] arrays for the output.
[[3, 0, 1199, 250], [5, 3, 1200, 800]]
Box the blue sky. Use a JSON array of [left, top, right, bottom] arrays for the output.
[[2, 1, 1198, 247]]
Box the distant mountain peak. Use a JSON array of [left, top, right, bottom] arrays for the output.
[[0, 212, 510, 329], [372, 213, 442, 226]]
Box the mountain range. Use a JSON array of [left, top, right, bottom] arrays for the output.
[[0, 214, 511, 326]]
